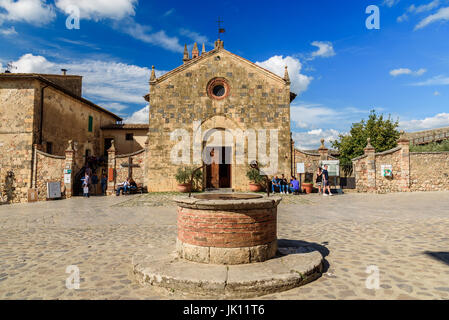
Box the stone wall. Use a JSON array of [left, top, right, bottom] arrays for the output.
[[101, 128, 148, 155], [35, 150, 65, 201], [40, 74, 83, 96], [115, 149, 146, 185], [40, 85, 117, 167], [106, 144, 146, 194], [293, 144, 339, 184], [353, 137, 449, 193], [147, 45, 292, 192], [405, 126, 449, 145], [0, 79, 35, 203], [410, 152, 449, 191]]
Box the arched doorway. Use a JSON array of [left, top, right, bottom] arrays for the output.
[[205, 146, 232, 189]]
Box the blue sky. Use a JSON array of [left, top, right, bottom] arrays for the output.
[[1, 0, 448, 149]]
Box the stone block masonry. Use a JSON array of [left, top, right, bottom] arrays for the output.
[[353, 136, 449, 193]]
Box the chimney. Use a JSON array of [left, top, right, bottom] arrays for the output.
[[61, 69, 68, 75]]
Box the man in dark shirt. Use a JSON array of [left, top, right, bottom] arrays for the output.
[[322, 165, 333, 196]]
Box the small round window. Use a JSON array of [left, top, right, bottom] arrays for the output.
[[213, 85, 225, 97], [207, 78, 230, 100]]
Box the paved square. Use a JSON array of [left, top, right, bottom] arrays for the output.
[[1, 192, 448, 300]]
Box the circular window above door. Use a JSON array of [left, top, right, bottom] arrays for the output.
[[207, 78, 230, 100]]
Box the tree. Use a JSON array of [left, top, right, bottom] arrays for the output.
[[332, 110, 400, 166]]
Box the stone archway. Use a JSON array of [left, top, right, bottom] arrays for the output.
[[194, 115, 242, 190]]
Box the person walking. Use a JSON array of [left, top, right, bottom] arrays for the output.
[[322, 165, 333, 196], [316, 167, 323, 195]]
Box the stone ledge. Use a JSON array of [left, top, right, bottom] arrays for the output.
[[176, 239, 278, 264], [132, 242, 323, 298], [173, 195, 282, 210]]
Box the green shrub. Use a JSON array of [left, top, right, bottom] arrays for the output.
[[410, 140, 449, 152], [175, 166, 203, 191], [246, 168, 264, 184]]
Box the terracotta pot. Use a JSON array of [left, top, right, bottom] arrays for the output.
[[302, 183, 313, 194], [249, 183, 262, 192], [177, 183, 192, 193]]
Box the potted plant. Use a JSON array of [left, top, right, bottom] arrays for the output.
[[175, 167, 192, 193], [246, 168, 264, 192], [175, 167, 203, 193], [302, 180, 313, 194]]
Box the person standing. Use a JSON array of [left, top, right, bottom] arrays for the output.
[[91, 171, 99, 196], [82, 172, 90, 198], [100, 173, 108, 196], [322, 165, 333, 196], [316, 167, 323, 195]]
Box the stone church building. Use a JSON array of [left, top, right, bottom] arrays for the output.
[[145, 40, 296, 191], [0, 39, 298, 202]]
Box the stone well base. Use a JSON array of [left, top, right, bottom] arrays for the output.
[[132, 240, 323, 298], [177, 239, 278, 265]]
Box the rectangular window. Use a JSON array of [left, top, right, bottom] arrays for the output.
[[126, 133, 134, 141], [88, 116, 93, 132]]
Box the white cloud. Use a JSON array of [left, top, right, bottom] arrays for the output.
[[117, 19, 184, 52], [310, 41, 336, 59], [179, 28, 209, 45], [397, 13, 409, 23], [0, 26, 17, 35], [9, 53, 166, 116], [125, 105, 148, 123], [390, 68, 427, 77], [0, 0, 56, 25], [411, 75, 449, 86], [55, 0, 137, 21], [12, 53, 55, 72], [398, 1, 441, 23], [163, 8, 175, 17], [293, 129, 341, 150], [255, 55, 312, 95], [434, 91, 441, 96], [415, 6, 449, 30], [409, 0, 441, 14], [290, 104, 338, 129], [400, 113, 449, 131], [383, 0, 400, 8]]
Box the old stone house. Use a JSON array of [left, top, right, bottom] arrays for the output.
[[145, 40, 297, 192], [101, 124, 149, 156], [0, 72, 122, 202]]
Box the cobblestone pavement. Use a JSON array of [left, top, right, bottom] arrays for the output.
[[1, 192, 449, 300]]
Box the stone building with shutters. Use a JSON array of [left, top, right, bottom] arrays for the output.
[[0, 72, 122, 202], [145, 40, 297, 192]]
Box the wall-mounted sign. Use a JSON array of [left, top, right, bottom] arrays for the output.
[[381, 165, 393, 177], [47, 182, 62, 199], [64, 174, 71, 184], [296, 163, 305, 174], [320, 160, 340, 176], [64, 169, 72, 174]]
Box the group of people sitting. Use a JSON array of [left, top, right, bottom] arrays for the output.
[[271, 175, 300, 194], [116, 178, 138, 196]]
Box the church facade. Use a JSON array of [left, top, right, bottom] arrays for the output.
[[145, 40, 296, 191]]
